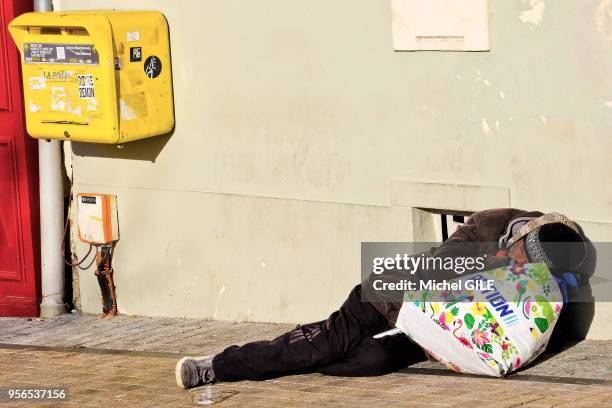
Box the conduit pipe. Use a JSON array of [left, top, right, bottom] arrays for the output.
[[34, 0, 67, 318]]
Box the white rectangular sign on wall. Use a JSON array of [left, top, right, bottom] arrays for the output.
[[391, 0, 490, 51]]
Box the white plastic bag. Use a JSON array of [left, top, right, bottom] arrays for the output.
[[395, 263, 563, 376]]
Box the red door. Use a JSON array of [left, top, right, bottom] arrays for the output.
[[0, 0, 39, 317]]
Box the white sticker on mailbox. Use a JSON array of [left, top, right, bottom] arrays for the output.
[[127, 31, 140, 42], [29, 76, 46, 90], [77, 74, 95, 99], [56, 46, 66, 60]]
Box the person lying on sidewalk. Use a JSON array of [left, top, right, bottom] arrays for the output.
[[175, 208, 588, 389]]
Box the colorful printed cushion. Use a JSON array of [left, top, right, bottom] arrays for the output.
[[395, 263, 563, 377]]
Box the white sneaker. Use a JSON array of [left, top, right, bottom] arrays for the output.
[[175, 355, 216, 389]]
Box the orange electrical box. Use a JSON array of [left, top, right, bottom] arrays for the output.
[[77, 193, 119, 244]]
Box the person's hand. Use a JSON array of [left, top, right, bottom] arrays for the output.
[[495, 249, 508, 257], [508, 240, 529, 263]]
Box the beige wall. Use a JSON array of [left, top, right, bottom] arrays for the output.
[[55, 0, 612, 338]]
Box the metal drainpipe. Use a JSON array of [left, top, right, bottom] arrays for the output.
[[34, 0, 67, 318]]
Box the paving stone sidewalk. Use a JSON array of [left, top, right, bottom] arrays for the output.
[[0, 313, 610, 407]]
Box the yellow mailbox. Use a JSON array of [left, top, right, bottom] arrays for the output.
[[9, 11, 174, 144]]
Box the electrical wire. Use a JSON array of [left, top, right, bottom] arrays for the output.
[[95, 244, 118, 316], [61, 192, 95, 268]]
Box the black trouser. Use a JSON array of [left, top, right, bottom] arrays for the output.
[[212, 284, 426, 381]]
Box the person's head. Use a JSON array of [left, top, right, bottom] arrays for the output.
[[509, 222, 587, 271]]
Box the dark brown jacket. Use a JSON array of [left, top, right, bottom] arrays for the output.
[[368, 208, 544, 325]]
